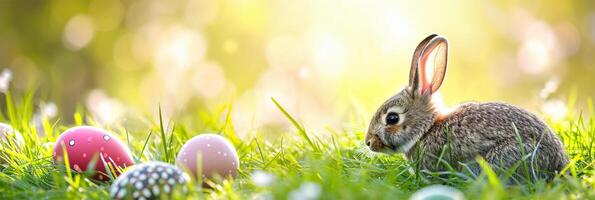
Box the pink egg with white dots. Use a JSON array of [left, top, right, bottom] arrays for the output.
[[175, 134, 239, 181], [53, 126, 134, 181]]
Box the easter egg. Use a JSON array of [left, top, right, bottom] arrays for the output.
[[175, 134, 239, 180], [52, 126, 134, 181], [110, 162, 190, 200], [0, 122, 24, 147], [409, 185, 465, 200]]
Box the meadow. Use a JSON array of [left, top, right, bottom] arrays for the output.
[[2, 0, 595, 199], [0, 90, 593, 199]]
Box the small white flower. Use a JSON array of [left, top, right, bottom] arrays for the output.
[[288, 181, 321, 200], [409, 185, 465, 200], [542, 99, 567, 122], [252, 192, 274, 200], [0, 68, 13, 93], [86, 89, 125, 125], [251, 170, 276, 187], [41, 102, 58, 118], [30, 102, 59, 136], [539, 77, 560, 100]]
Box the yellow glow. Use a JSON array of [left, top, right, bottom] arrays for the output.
[[7, 0, 587, 133], [191, 62, 227, 98], [154, 25, 206, 70], [223, 39, 238, 54], [312, 33, 347, 77], [542, 100, 568, 122]]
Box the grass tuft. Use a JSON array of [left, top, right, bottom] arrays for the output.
[[0, 92, 593, 199]]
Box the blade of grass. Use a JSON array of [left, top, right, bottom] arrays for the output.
[[271, 97, 319, 152], [168, 123, 176, 159], [139, 130, 153, 161], [158, 104, 170, 162], [5, 90, 19, 129], [60, 142, 73, 182], [477, 157, 504, 193], [512, 123, 532, 184], [125, 130, 130, 147], [220, 102, 241, 145], [254, 138, 266, 164]]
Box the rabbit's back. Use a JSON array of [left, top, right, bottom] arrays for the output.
[[410, 102, 569, 178], [434, 102, 552, 147]]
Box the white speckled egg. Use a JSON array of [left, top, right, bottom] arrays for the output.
[[110, 162, 190, 200], [175, 134, 239, 180]]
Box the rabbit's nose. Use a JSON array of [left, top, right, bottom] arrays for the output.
[[366, 140, 371, 147]]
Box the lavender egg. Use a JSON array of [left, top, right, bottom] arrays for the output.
[[175, 134, 239, 180]]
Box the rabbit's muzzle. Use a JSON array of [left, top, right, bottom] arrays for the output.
[[365, 132, 388, 152]]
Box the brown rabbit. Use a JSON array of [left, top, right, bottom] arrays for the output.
[[365, 34, 569, 181]]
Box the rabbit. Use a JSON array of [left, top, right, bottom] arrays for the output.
[[365, 34, 569, 181]]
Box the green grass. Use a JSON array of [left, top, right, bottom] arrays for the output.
[[0, 92, 594, 200]]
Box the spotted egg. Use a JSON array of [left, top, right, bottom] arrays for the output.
[[110, 162, 190, 200], [175, 134, 239, 181], [52, 126, 134, 181]]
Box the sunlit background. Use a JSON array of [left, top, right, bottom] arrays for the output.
[[1, 0, 594, 137]]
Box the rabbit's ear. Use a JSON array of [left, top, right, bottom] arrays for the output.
[[410, 35, 448, 95], [409, 34, 437, 92]]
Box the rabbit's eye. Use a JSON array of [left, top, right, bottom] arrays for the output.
[[385, 112, 400, 125]]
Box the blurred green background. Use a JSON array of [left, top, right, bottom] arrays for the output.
[[0, 0, 594, 137]]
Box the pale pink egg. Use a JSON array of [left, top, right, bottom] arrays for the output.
[[53, 126, 134, 181], [175, 134, 239, 180]]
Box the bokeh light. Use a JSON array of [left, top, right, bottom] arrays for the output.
[[63, 15, 95, 50]]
